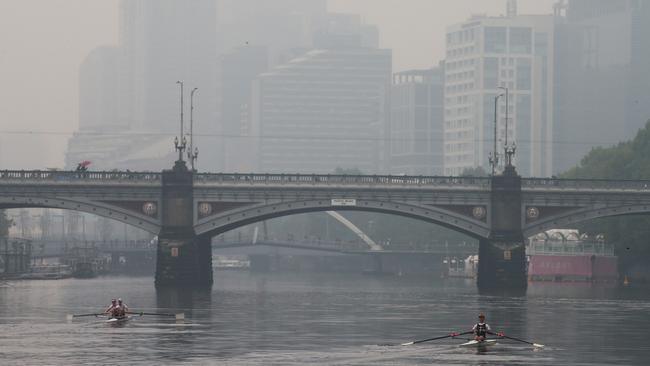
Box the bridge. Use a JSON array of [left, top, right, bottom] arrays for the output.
[[1, 161, 649, 291], [212, 237, 477, 256]]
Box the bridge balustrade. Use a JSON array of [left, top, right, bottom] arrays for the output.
[[523, 177, 650, 191], [0, 170, 162, 183], [195, 173, 491, 189]]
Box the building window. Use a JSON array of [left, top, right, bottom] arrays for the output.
[[484, 27, 507, 53], [516, 58, 531, 90], [509, 27, 532, 54], [534, 32, 548, 56], [415, 84, 428, 105], [483, 57, 498, 89]]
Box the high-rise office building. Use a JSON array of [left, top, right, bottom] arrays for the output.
[[444, 14, 555, 177], [390, 67, 445, 176], [221, 46, 269, 172], [249, 14, 391, 174], [553, 0, 650, 173], [69, 0, 220, 171], [78, 46, 121, 132], [119, 0, 219, 133], [218, 0, 327, 67], [252, 48, 391, 174]]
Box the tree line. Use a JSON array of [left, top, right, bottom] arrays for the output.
[[561, 120, 650, 280]]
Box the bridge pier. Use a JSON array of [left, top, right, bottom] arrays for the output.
[[155, 161, 212, 287], [478, 167, 527, 292]]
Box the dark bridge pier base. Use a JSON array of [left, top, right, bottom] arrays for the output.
[[155, 233, 213, 287], [478, 167, 528, 293], [155, 161, 213, 288], [477, 236, 527, 293]]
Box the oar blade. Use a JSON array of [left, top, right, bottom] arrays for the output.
[[532, 343, 545, 348], [66, 314, 73, 321], [68, 313, 104, 319], [175, 313, 185, 320], [400, 341, 415, 346]]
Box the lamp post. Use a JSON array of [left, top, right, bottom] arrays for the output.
[[188, 87, 199, 171], [174, 81, 186, 162], [498, 86, 509, 146], [489, 91, 504, 175], [498, 85, 515, 168]]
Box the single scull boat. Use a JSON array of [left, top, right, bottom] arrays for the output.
[[459, 339, 497, 347]]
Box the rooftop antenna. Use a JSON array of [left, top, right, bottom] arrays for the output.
[[507, 0, 517, 17]]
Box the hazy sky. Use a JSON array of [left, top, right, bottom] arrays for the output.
[[0, 0, 555, 169]]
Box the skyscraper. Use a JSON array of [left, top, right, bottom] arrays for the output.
[[78, 46, 120, 132], [444, 14, 555, 177], [221, 46, 269, 172], [252, 47, 391, 174], [69, 0, 220, 171], [250, 14, 391, 174], [218, 0, 327, 67], [119, 0, 218, 134], [390, 67, 445, 175], [553, 0, 650, 173]]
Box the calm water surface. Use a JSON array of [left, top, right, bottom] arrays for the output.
[[1, 272, 649, 365]]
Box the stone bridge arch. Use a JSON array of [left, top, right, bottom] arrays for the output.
[[0, 196, 161, 234], [524, 203, 650, 237], [193, 198, 490, 240]]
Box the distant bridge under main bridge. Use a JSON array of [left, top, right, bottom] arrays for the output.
[[211, 237, 478, 256], [2, 161, 650, 291]]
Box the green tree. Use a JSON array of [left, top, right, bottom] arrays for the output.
[[561, 120, 650, 277]]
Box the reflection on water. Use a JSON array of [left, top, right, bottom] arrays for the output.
[[0, 273, 649, 365]]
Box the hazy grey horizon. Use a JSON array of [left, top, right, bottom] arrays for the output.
[[0, 0, 554, 170]]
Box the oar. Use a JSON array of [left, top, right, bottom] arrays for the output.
[[66, 313, 105, 320], [126, 311, 185, 320], [401, 331, 473, 346], [490, 332, 544, 348]]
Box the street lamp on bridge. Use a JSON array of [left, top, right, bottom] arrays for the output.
[[489, 90, 505, 176], [498, 85, 516, 169], [188, 87, 199, 171], [174, 81, 187, 163]]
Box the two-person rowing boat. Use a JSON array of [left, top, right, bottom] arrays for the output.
[[104, 298, 129, 322], [395, 313, 544, 349], [66, 298, 185, 322]]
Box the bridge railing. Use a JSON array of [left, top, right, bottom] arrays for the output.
[[195, 173, 491, 188], [213, 234, 478, 253], [0, 170, 162, 183], [522, 177, 650, 191]]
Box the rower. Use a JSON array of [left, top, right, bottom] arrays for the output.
[[104, 299, 118, 316], [472, 313, 491, 341], [117, 298, 128, 317]]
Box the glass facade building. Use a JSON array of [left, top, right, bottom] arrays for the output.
[[390, 67, 445, 175], [252, 48, 392, 174], [444, 15, 555, 177]]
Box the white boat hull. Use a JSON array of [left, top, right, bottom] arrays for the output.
[[106, 316, 130, 324], [459, 339, 497, 347]]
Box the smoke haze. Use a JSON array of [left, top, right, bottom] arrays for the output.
[[0, 0, 553, 169]]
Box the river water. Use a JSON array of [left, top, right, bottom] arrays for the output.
[[1, 271, 648, 365]]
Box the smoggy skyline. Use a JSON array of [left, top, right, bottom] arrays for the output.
[[0, 0, 554, 169]]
